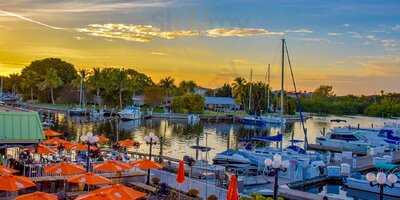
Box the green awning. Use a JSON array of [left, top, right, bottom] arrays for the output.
[[0, 112, 44, 146]]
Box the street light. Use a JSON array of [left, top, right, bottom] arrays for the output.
[[144, 133, 159, 184], [264, 154, 289, 200], [80, 132, 99, 172], [366, 171, 398, 200]]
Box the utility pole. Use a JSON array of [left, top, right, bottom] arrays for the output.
[[266, 64, 271, 113]]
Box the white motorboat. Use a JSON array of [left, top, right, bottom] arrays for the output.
[[67, 107, 88, 116], [345, 177, 400, 197], [118, 106, 141, 120]]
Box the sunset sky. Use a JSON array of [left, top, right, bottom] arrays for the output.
[[0, 0, 399, 95]]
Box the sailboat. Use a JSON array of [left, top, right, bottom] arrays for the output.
[[240, 40, 287, 126], [68, 73, 88, 116]]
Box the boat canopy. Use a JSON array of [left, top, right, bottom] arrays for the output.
[[374, 163, 399, 171], [251, 134, 283, 142], [0, 112, 44, 147]]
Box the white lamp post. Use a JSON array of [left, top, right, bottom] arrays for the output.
[[80, 132, 99, 172], [264, 154, 289, 200], [366, 171, 398, 200], [143, 133, 159, 184]]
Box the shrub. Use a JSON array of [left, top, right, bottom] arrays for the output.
[[207, 194, 218, 200], [187, 188, 200, 197]]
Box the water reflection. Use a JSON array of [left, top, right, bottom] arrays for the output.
[[48, 114, 396, 161]]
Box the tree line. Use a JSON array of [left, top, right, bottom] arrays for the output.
[[2, 58, 399, 117]]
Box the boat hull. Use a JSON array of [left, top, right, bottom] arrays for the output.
[[345, 178, 400, 197]]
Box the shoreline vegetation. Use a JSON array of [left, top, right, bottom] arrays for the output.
[[1, 57, 400, 118]]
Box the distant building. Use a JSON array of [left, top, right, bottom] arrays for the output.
[[204, 97, 240, 112]]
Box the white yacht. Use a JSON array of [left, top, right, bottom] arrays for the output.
[[118, 106, 141, 120]]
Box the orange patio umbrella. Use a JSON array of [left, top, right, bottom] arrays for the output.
[[75, 184, 146, 200], [36, 144, 56, 155], [176, 160, 185, 184], [0, 165, 18, 175], [63, 142, 77, 151], [75, 143, 98, 151], [117, 139, 140, 148], [226, 175, 239, 200], [44, 162, 86, 176], [43, 129, 62, 137], [16, 192, 57, 200], [98, 134, 110, 144], [0, 175, 36, 191], [42, 137, 70, 146], [67, 172, 112, 185], [93, 160, 132, 173], [130, 160, 163, 170]]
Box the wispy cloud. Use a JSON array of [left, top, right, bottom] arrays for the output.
[[0, 0, 173, 14], [0, 9, 64, 30], [285, 28, 313, 33], [77, 24, 199, 42], [328, 32, 342, 36], [206, 28, 284, 37], [151, 52, 167, 56], [392, 24, 400, 31]]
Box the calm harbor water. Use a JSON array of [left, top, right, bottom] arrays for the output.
[[49, 114, 395, 161], [46, 114, 398, 200]]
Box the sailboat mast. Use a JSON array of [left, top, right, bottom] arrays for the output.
[[0, 76, 3, 97], [79, 75, 83, 108], [280, 39, 285, 116], [248, 68, 253, 113], [267, 64, 270, 113]]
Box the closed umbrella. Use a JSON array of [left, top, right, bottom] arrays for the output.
[[16, 192, 57, 200], [226, 175, 239, 200], [117, 139, 140, 148], [176, 160, 185, 184]]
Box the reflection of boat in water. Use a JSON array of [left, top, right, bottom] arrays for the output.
[[119, 119, 141, 131], [67, 107, 88, 116], [330, 119, 347, 123], [118, 106, 141, 120], [240, 115, 286, 126], [187, 114, 200, 125]]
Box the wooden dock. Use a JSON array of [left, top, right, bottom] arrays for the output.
[[279, 187, 342, 200]]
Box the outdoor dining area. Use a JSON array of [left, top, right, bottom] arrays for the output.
[[0, 129, 239, 200]]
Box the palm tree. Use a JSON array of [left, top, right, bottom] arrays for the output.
[[116, 68, 128, 109], [21, 70, 39, 101], [159, 76, 175, 97], [87, 68, 103, 105], [8, 73, 20, 95], [232, 77, 247, 107], [38, 68, 63, 104]]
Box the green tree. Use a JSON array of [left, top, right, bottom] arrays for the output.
[[232, 77, 247, 107], [8, 73, 21, 95], [20, 70, 39, 101], [38, 68, 63, 104], [178, 80, 197, 94], [87, 68, 104, 105], [313, 85, 334, 97], [172, 93, 204, 114], [214, 83, 232, 97], [158, 76, 176, 97]]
